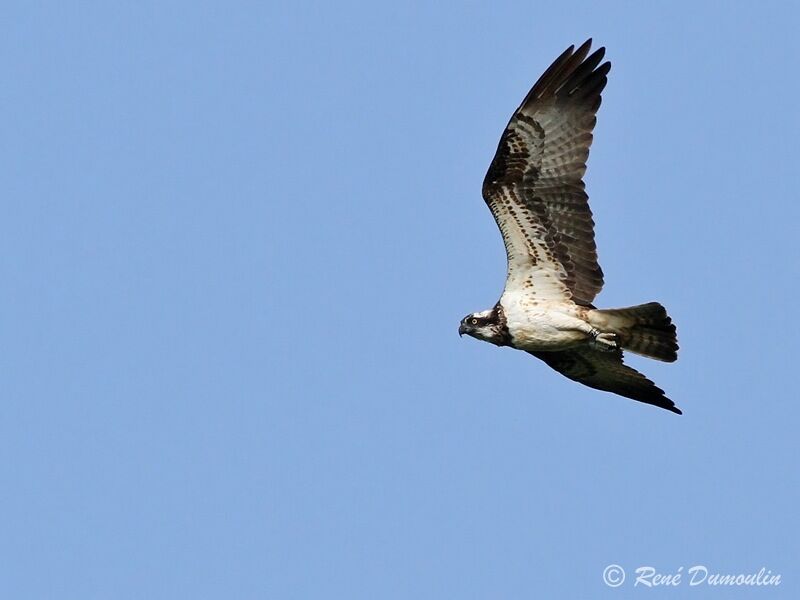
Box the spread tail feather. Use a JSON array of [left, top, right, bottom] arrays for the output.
[[588, 302, 678, 362]]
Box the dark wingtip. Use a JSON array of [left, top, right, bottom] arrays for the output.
[[669, 405, 683, 415], [524, 39, 610, 106]]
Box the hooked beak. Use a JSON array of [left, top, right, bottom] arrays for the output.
[[458, 323, 468, 337]]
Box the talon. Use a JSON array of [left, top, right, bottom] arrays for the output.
[[590, 329, 618, 351]]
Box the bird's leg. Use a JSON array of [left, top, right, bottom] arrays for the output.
[[588, 327, 618, 352]]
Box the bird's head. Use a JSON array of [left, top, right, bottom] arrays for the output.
[[458, 306, 508, 346]]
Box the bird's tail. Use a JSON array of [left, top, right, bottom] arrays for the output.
[[588, 302, 678, 362]]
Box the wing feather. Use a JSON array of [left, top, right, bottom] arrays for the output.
[[530, 348, 681, 414], [483, 40, 609, 305]]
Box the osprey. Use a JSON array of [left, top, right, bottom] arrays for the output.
[[459, 40, 681, 414]]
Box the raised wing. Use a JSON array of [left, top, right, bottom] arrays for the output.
[[483, 40, 609, 306], [530, 348, 681, 414]]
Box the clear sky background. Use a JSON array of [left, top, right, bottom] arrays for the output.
[[2, 1, 799, 598]]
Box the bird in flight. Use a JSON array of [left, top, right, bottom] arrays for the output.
[[459, 40, 681, 414]]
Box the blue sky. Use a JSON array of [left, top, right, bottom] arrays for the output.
[[2, 1, 798, 598]]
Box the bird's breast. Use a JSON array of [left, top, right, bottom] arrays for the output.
[[501, 296, 588, 351]]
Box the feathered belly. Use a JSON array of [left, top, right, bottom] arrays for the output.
[[503, 302, 590, 351]]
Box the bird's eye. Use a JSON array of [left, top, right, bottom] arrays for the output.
[[470, 318, 478, 325]]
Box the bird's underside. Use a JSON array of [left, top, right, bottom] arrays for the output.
[[459, 40, 681, 414]]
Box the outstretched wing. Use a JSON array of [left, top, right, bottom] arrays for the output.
[[483, 40, 609, 306], [530, 347, 681, 414]]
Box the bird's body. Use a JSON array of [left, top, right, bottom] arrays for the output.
[[459, 40, 681, 414], [502, 294, 589, 348]]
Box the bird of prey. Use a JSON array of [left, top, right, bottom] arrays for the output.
[[459, 40, 681, 414]]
